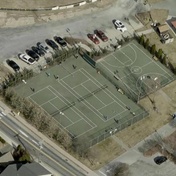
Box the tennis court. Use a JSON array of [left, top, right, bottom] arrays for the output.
[[14, 54, 147, 147], [96, 40, 175, 102]]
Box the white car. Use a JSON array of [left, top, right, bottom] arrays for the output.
[[18, 53, 36, 65], [113, 20, 127, 32]]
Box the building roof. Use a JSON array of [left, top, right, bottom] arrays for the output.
[[157, 24, 169, 33], [1, 164, 18, 176], [171, 20, 176, 28], [1, 163, 52, 176], [19, 163, 51, 176]]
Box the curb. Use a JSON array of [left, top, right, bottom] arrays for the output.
[[0, 0, 100, 12]]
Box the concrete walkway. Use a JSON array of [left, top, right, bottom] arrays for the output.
[[98, 118, 176, 175]]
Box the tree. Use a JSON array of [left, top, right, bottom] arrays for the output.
[[150, 44, 156, 55], [13, 145, 31, 162], [139, 34, 145, 45], [156, 48, 163, 61], [162, 55, 168, 66], [144, 38, 149, 49]]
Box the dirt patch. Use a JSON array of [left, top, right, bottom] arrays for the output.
[[145, 32, 176, 64], [75, 137, 125, 170], [116, 79, 176, 148], [0, 64, 10, 83], [136, 9, 169, 31], [64, 37, 93, 48]]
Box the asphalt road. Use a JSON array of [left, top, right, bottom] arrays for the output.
[[0, 111, 86, 176], [0, 0, 147, 61]]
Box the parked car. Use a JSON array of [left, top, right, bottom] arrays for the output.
[[87, 33, 100, 44], [26, 49, 39, 61], [45, 39, 58, 50], [31, 46, 45, 56], [113, 19, 127, 32], [37, 42, 50, 53], [154, 156, 167, 165], [6, 59, 20, 72], [54, 36, 67, 47], [18, 53, 36, 65], [94, 30, 108, 42]]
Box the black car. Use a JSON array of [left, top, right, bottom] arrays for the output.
[[26, 49, 39, 61], [6, 60, 20, 72], [154, 156, 167, 165], [54, 36, 67, 47], [31, 46, 45, 56], [45, 39, 58, 50]]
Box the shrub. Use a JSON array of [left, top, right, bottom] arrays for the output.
[[0, 136, 6, 144]]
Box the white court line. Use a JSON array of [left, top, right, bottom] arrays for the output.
[[49, 101, 74, 124], [66, 118, 82, 128], [60, 68, 81, 81], [48, 85, 96, 128], [60, 80, 105, 121], [98, 62, 137, 96], [119, 49, 132, 63], [47, 86, 91, 126], [72, 78, 90, 89], [111, 53, 124, 65], [65, 118, 95, 138], [44, 87, 73, 123], [80, 68, 129, 108], [120, 61, 153, 80], [29, 94, 73, 134], [27, 85, 50, 99], [76, 121, 97, 138], [81, 83, 106, 106], [80, 69, 129, 120], [97, 101, 115, 111], [131, 43, 174, 78], [40, 96, 58, 107]]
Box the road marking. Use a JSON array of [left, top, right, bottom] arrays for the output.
[[19, 129, 28, 138], [98, 170, 107, 176], [31, 139, 38, 145], [2, 120, 80, 176], [1, 112, 6, 116]]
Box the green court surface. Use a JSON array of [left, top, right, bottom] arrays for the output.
[[96, 40, 175, 102], [15, 42, 168, 147]]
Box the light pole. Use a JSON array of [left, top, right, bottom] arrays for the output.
[[66, 28, 77, 48]]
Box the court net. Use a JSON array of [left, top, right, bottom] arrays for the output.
[[51, 101, 75, 116], [77, 84, 108, 102]]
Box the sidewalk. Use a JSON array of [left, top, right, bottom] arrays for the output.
[[98, 119, 176, 175], [0, 100, 98, 176]]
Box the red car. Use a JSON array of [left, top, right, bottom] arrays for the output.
[[94, 30, 108, 42], [87, 34, 100, 44]]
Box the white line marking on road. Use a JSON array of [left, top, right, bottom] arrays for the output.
[[98, 170, 107, 176], [1, 112, 6, 116], [19, 130, 28, 138], [31, 139, 38, 145]]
